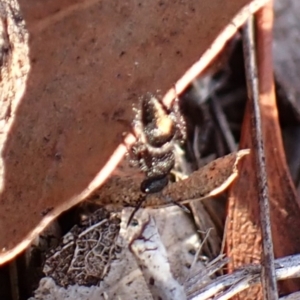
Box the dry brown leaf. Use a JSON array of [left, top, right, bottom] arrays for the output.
[[0, 0, 266, 264], [159, 149, 250, 204], [91, 149, 250, 210], [227, 2, 300, 299]]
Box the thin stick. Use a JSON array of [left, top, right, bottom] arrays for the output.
[[184, 228, 213, 284], [243, 10, 278, 300], [211, 95, 237, 153], [9, 260, 20, 300]]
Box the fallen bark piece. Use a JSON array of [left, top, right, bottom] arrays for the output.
[[125, 209, 187, 300]]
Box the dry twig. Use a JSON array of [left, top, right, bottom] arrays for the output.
[[190, 254, 300, 300], [243, 11, 278, 299]]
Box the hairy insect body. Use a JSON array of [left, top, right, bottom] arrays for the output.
[[132, 93, 185, 195], [140, 96, 176, 147]]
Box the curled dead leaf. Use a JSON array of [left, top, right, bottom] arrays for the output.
[[91, 149, 250, 210]]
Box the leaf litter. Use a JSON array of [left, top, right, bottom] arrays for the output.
[[6, 1, 300, 299]]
